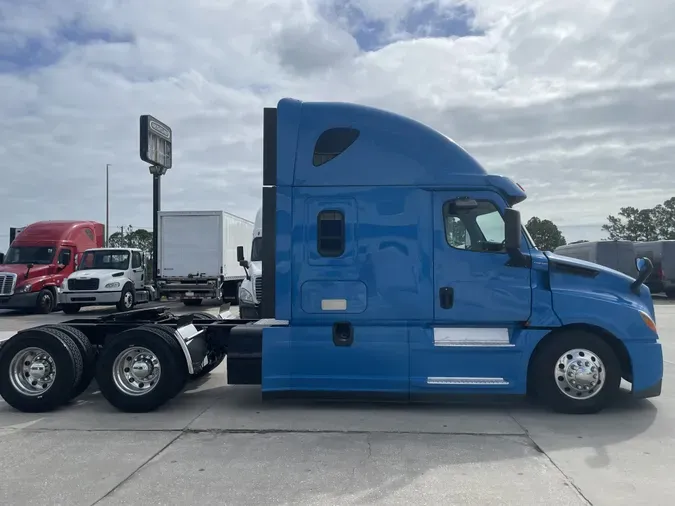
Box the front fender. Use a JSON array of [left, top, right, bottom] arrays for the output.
[[551, 289, 655, 342]]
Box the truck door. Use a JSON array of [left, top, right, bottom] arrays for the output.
[[131, 251, 144, 289], [409, 190, 532, 393]]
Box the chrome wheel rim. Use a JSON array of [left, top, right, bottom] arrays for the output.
[[9, 347, 57, 396], [554, 348, 605, 400], [123, 292, 133, 309], [112, 347, 161, 396]]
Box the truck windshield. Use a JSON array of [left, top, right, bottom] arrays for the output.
[[79, 250, 130, 270], [251, 237, 262, 262], [4, 246, 56, 265]]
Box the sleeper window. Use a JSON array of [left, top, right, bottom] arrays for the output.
[[317, 210, 345, 257]]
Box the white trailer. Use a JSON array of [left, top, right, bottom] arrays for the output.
[[155, 210, 253, 306]]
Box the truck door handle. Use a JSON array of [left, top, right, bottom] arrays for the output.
[[439, 287, 454, 309], [333, 322, 353, 347]]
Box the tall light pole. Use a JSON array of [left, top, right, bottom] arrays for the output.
[[106, 164, 111, 247]]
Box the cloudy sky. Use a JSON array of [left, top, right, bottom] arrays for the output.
[[1, 0, 673, 248]]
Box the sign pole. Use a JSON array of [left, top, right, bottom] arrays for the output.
[[140, 114, 172, 284]]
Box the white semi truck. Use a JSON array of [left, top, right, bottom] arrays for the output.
[[60, 247, 157, 313], [237, 207, 262, 319], [155, 210, 253, 306]]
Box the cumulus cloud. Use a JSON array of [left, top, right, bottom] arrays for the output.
[[0, 0, 673, 245]]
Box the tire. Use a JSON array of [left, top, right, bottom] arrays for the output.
[[191, 312, 218, 320], [61, 304, 81, 314], [95, 326, 186, 412], [41, 324, 97, 400], [529, 330, 621, 414], [0, 327, 83, 412], [35, 288, 56, 314], [183, 299, 202, 307], [191, 354, 225, 379], [116, 285, 135, 312], [665, 289, 675, 299], [144, 325, 189, 396]]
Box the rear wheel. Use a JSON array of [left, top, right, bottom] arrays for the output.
[[0, 327, 83, 412], [95, 327, 186, 412], [191, 312, 218, 320], [191, 353, 225, 379], [61, 304, 81, 314], [529, 330, 621, 414], [41, 324, 97, 400], [183, 299, 202, 307]]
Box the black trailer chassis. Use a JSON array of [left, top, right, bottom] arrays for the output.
[[0, 304, 274, 413]]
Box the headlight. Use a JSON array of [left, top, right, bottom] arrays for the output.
[[239, 288, 253, 303], [639, 310, 657, 333], [105, 282, 121, 289], [15, 284, 32, 293]]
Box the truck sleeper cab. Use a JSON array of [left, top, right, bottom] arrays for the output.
[[249, 98, 662, 414]]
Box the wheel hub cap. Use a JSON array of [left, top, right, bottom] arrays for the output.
[[555, 348, 606, 400], [112, 348, 161, 396], [9, 347, 57, 396]]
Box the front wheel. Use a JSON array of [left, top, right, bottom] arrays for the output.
[[35, 288, 55, 314], [116, 286, 135, 312], [530, 330, 621, 414]]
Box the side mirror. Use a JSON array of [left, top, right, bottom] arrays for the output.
[[237, 245, 249, 268], [237, 245, 250, 279], [503, 208, 528, 267], [0, 252, 4, 264], [635, 257, 647, 273], [631, 257, 653, 294]]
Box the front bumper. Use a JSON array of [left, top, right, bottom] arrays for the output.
[[61, 290, 122, 305], [626, 341, 663, 399], [0, 292, 40, 309]]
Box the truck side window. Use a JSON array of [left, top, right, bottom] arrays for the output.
[[132, 252, 142, 269], [444, 200, 506, 253], [58, 249, 72, 265], [313, 128, 360, 167], [317, 210, 345, 257]]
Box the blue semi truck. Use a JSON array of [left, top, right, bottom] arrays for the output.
[[0, 98, 663, 415]]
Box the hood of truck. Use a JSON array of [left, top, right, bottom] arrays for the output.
[[68, 269, 125, 281], [0, 264, 52, 279], [545, 251, 656, 326]]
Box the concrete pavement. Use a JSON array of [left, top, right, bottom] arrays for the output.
[[0, 301, 673, 505]]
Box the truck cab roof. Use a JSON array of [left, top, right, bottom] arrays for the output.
[[268, 98, 526, 206]]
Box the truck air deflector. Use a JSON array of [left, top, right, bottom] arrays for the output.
[[278, 98, 488, 188]]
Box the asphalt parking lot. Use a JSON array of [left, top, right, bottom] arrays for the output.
[[0, 300, 674, 505]]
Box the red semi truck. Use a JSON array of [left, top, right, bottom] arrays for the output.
[[0, 221, 105, 313]]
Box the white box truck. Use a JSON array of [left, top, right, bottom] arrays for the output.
[[155, 210, 253, 306]]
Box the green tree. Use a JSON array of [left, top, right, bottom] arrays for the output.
[[602, 197, 675, 241], [526, 217, 567, 251], [108, 226, 155, 279]]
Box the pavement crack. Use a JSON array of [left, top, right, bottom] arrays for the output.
[[507, 410, 593, 506], [90, 431, 184, 506]]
